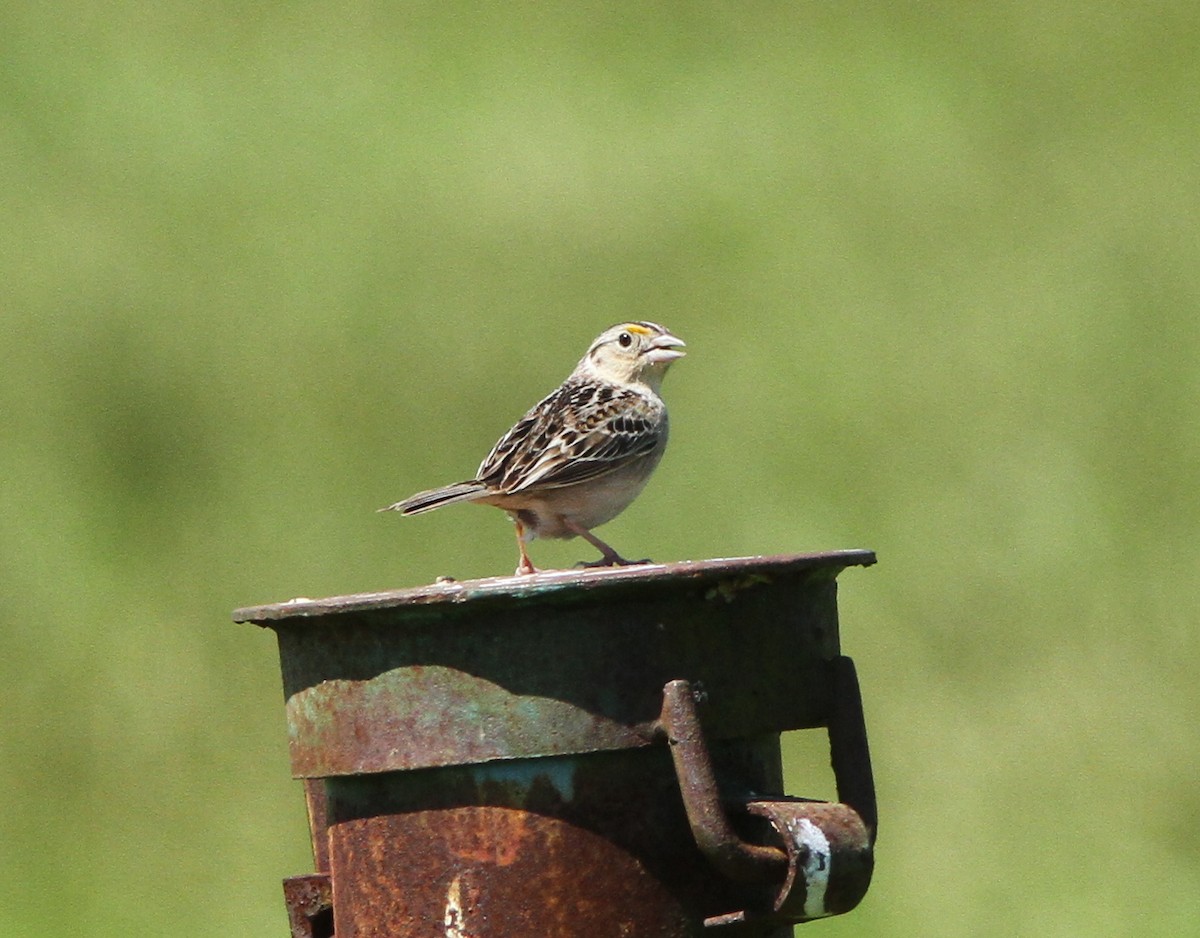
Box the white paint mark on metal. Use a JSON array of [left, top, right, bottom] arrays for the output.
[[444, 874, 471, 938], [789, 817, 832, 918]]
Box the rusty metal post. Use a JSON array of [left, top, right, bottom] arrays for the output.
[[234, 550, 877, 938]]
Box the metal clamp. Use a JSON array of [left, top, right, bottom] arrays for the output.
[[657, 656, 876, 926]]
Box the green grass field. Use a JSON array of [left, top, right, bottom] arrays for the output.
[[3, 4, 1198, 935]]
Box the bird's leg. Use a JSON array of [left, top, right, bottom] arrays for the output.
[[563, 518, 651, 568], [513, 516, 539, 575]]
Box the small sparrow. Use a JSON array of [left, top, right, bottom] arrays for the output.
[[381, 321, 686, 574]]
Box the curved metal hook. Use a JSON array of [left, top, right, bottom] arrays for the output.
[[656, 679, 789, 884]]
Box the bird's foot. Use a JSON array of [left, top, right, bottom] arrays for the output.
[[575, 555, 652, 569], [561, 520, 650, 569], [515, 559, 540, 576]]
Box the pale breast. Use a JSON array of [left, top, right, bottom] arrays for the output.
[[531, 446, 665, 537]]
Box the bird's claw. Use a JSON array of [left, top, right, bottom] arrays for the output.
[[575, 556, 652, 569]]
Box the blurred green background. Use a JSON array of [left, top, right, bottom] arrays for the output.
[[4, 2, 1198, 935]]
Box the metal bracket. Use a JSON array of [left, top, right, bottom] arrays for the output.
[[283, 873, 334, 938], [658, 656, 876, 926]]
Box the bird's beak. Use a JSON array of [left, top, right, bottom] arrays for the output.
[[643, 332, 686, 364]]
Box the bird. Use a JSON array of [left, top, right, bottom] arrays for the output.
[[381, 321, 686, 575]]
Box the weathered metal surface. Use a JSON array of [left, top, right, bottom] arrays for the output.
[[234, 552, 875, 779], [332, 807, 689, 937], [233, 552, 875, 622], [236, 551, 877, 937], [323, 744, 792, 938]]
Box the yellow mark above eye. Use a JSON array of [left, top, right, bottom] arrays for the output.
[[624, 324, 652, 336]]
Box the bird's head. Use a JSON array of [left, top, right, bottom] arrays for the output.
[[578, 321, 686, 391]]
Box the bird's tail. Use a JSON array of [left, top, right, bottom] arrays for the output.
[[378, 480, 489, 515]]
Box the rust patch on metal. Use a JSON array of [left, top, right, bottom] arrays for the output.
[[283, 665, 645, 778], [330, 807, 692, 937]]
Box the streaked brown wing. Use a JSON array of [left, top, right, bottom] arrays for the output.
[[476, 380, 661, 493]]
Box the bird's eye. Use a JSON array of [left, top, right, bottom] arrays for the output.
[[618, 331, 633, 348]]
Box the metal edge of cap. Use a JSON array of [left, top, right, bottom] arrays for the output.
[[232, 549, 877, 625]]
